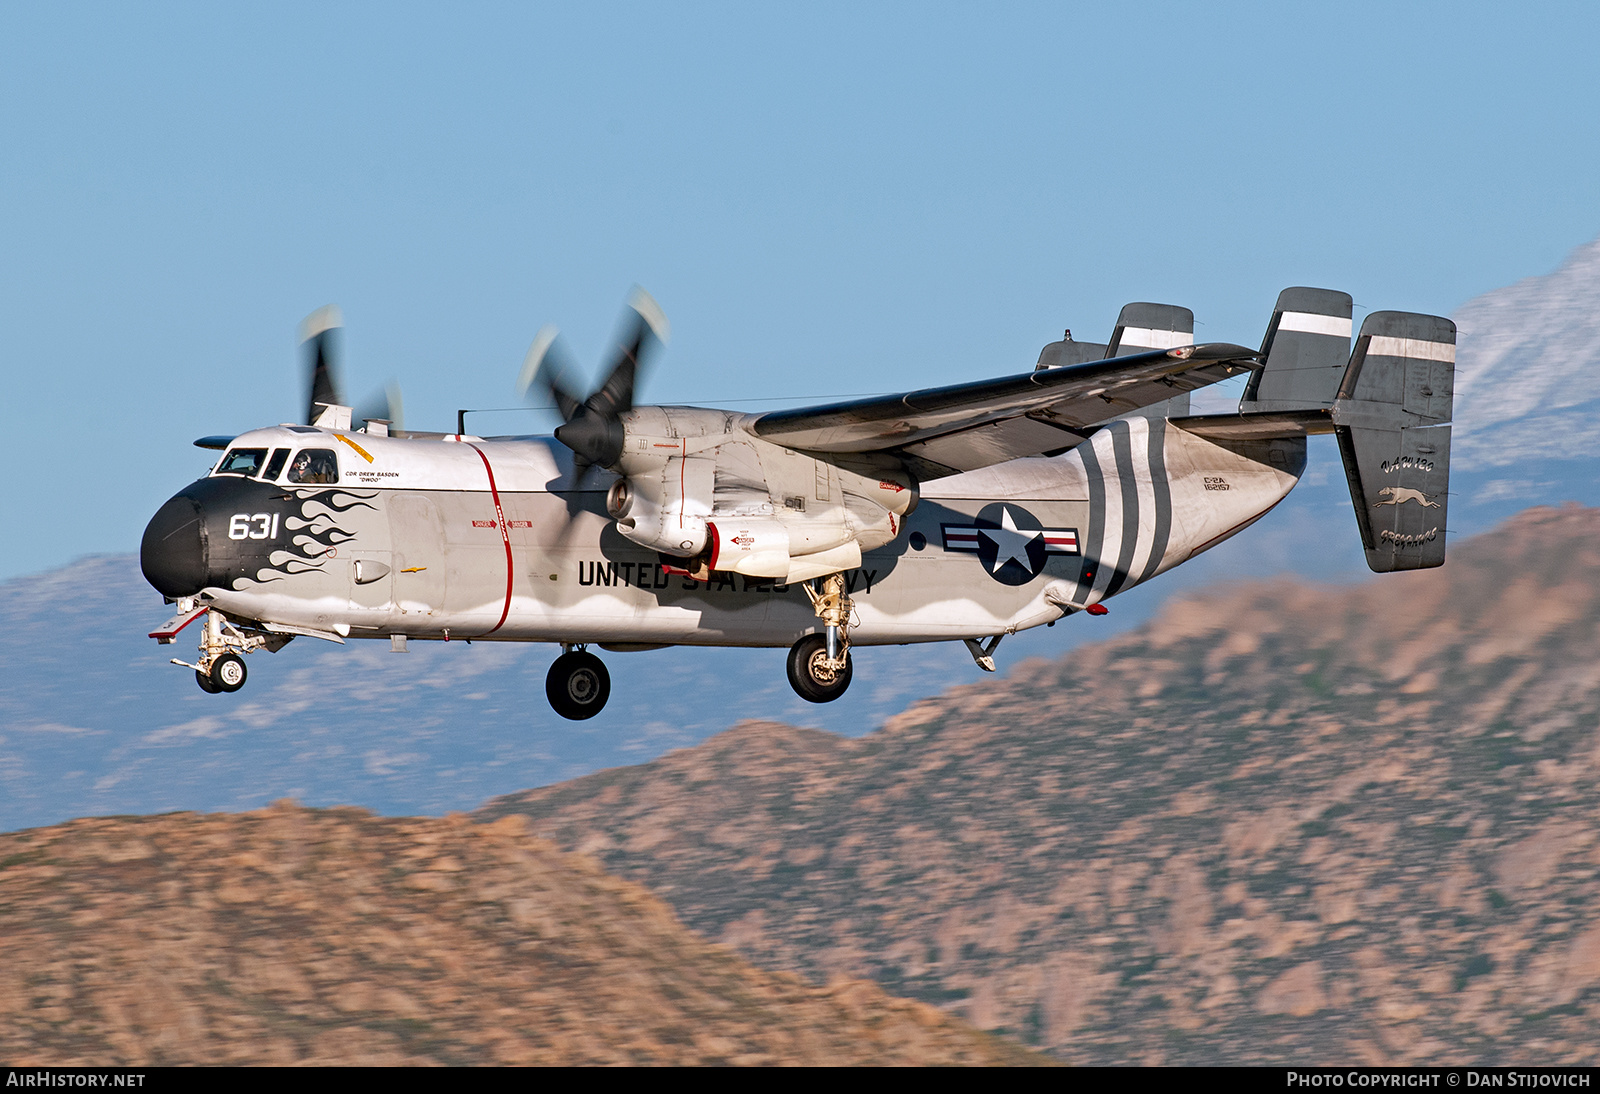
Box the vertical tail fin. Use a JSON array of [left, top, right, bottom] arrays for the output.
[[1336, 311, 1456, 572], [1170, 293, 1454, 574], [1108, 303, 1195, 417], [1241, 287, 1353, 411], [1035, 329, 1107, 369], [1033, 301, 1194, 374]]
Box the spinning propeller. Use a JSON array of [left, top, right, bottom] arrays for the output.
[[517, 288, 670, 469], [299, 305, 404, 433]]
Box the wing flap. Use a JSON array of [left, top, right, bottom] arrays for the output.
[[897, 415, 1088, 475], [1027, 360, 1243, 430]]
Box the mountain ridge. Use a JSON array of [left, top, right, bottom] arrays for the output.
[[481, 503, 1600, 1065], [0, 801, 1042, 1065]]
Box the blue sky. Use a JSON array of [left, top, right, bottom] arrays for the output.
[[3, 2, 1598, 580]]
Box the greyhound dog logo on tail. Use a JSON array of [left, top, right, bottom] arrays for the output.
[[1373, 486, 1441, 509]]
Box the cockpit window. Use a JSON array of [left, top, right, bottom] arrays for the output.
[[286, 448, 339, 484], [217, 448, 268, 477], [263, 448, 290, 481]]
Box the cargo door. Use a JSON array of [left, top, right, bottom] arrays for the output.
[[388, 493, 448, 617]]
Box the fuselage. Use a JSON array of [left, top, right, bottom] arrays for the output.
[[141, 413, 1307, 648]]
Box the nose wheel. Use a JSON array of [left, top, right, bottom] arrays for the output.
[[546, 647, 611, 720], [195, 653, 247, 693]]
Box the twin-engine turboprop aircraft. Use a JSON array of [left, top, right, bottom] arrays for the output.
[[141, 287, 1456, 719]]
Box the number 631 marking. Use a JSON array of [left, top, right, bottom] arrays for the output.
[[229, 513, 280, 540]]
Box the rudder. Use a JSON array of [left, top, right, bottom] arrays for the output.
[[1336, 311, 1455, 572]]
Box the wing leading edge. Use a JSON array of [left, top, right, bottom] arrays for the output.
[[749, 342, 1260, 479]]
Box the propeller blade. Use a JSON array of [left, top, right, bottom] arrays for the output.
[[300, 305, 344, 426], [518, 325, 583, 422], [629, 285, 671, 345], [532, 287, 669, 471], [587, 287, 670, 420], [354, 382, 404, 435]]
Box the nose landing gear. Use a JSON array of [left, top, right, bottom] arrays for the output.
[[546, 645, 611, 720], [161, 602, 281, 694]]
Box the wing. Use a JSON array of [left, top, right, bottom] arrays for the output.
[[749, 342, 1260, 479]]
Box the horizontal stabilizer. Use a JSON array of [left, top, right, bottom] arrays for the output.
[[1169, 408, 1334, 441]]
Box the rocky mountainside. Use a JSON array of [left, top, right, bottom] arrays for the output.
[[484, 504, 1600, 1065], [0, 803, 1038, 1065]]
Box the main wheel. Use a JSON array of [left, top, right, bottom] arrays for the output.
[[211, 653, 248, 693], [786, 634, 852, 703], [546, 651, 611, 720], [195, 668, 221, 693]]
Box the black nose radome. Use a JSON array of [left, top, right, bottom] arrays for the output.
[[141, 494, 208, 598]]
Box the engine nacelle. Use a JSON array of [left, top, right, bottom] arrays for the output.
[[707, 519, 792, 578], [603, 409, 920, 579], [613, 454, 714, 556]]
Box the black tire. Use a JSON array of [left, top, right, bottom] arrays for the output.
[[546, 651, 611, 720], [211, 653, 248, 693], [195, 668, 221, 694], [786, 634, 852, 703]]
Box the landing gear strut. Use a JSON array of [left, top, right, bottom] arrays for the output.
[[174, 606, 277, 695], [790, 573, 855, 703], [547, 645, 611, 720]]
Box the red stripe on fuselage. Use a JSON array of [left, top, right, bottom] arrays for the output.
[[465, 443, 514, 636]]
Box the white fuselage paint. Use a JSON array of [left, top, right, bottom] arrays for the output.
[[199, 416, 1304, 649]]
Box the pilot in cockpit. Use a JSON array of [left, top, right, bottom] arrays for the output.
[[287, 449, 338, 485]]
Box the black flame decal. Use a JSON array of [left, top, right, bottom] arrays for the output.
[[239, 487, 380, 588]]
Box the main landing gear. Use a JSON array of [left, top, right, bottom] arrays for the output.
[[787, 633, 852, 702], [789, 572, 855, 703], [547, 645, 611, 720]]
